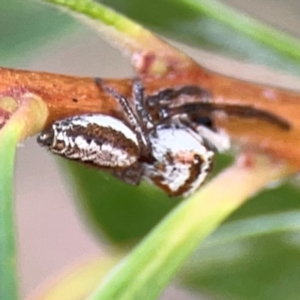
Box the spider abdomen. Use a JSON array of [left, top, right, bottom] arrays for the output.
[[37, 114, 140, 168]]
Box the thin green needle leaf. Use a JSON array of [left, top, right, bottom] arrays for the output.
[[87, 158, 290, 300], [0, 94, 47, 300], [203, 210, 300, 249], [180, 210, 300, 300], [0, 124, 21, 300], [176, 0, 300, 64], [40, 0, 193, 74]]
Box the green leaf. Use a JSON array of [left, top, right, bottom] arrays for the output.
[[180, 211, 300, 300], [85, 157, 288, 300], [99, 0, 300, 75], [64, 161, 178, 244], [27, 255, 122, 300], [0, 0, 76, 65], [176, 183, 300, 300], [0, 94, 48, 300], [5, 0, 300, 75], [0, 122, 21, 300], [62, 153, 231, 244]]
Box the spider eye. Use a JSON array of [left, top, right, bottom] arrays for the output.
[[37, 129, 54, 148], [193, 153, 202, 162]]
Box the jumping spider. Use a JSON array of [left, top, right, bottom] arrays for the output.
[[37, 79, 289, 197]]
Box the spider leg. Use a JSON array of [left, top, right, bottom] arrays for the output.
[[178, 113, 230, 152], [165, 102, 291, 130], [94, 78, 152, 156], [146, 85, 211, 108], [132, 78, 153, 130]]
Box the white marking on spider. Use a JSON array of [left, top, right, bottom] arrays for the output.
[[38, 114, 139, 168], [144, 123, 215, 196]]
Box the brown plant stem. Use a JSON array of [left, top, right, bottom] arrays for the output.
[[0, 66, 299, 168]]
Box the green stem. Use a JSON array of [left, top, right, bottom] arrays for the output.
[[40, 0, 193, 75], [43, 0, 140, 33], [87, 158, 289, 300], [0, 125, 20, 300], [202, 210, 300, 248], [0, 94, 46, 300], [177, 0, 300, 63]]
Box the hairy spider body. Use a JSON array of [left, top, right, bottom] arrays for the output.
[[37, 79, 229, 196]]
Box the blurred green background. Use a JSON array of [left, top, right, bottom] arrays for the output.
[[3, 1, 300, 299]]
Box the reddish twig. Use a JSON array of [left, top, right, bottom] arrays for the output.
[[0, 65, 299, 168]]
